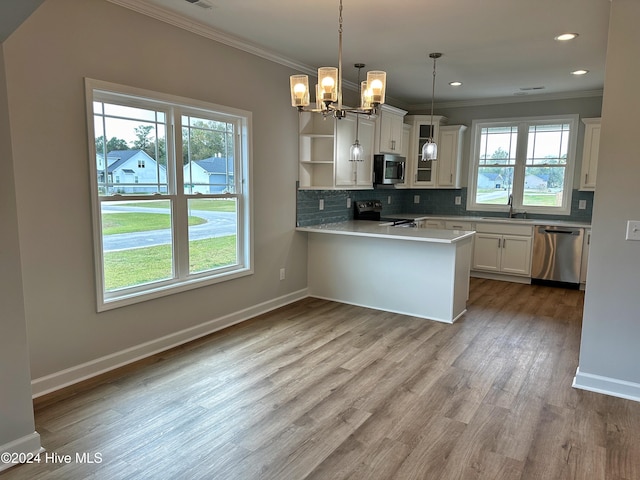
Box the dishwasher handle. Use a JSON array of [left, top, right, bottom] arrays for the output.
[[538, 227, 581, 235]]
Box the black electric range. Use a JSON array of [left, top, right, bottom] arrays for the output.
[[353, 200, 416, 227]]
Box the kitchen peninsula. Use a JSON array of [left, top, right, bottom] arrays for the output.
[[297, 221, 474, 323]]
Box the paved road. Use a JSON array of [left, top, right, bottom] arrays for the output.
[[102, 205, 236, 252]]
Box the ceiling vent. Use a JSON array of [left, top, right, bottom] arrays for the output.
[[184, 0, 213, 9]]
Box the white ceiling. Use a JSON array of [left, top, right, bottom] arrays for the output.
[[5, 0, 611, 109]]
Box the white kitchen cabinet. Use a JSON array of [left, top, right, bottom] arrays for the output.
[[472, 223, 533, 276], [375, 104, 407, 155], [334, 114, 376, 188], [579, 118, 601, 191], [405, 115, 446, 187], [436, 125, 467, 188], [444, 220, 474, 231], [402, 123, 411, 159], [298, 111, 374, 190], [417, 219, 445, 229]]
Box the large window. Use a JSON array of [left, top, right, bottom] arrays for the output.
[[86, 79, 252, 310], [467, 115, 578, 215]]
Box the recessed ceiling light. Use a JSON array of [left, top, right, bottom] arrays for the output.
[[555, 33, 579, 41], [449, 81, 463, 87], [571, 69, 589, 75]]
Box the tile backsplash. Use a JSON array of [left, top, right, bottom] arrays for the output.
[[297, 187, 594, 226]]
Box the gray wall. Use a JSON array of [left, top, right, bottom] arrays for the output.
[[576, 0, 640, 397], [0, 44, 40, 459], [2, 0, 306, 385]]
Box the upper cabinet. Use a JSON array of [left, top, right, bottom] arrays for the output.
[[579, 117, 601, 191], [436, 125, 467, 188], [334, 114, 376, 188], [375, 104, 408, 155], [298, 111, 375, 190], [404, 116, 466, 189], [405, 115, 444, 187]]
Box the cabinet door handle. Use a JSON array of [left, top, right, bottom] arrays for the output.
[[450, 173, 453, 183], [498, 238, 501, 248], [502, 238, 506, 248], [585, 173, 589, 183]]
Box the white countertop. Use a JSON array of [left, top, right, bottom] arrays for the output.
[[297, 221, 475, 244], [386, 214, 591, 228]]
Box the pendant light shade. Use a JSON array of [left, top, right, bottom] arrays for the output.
[[349, 140, 364, 161], [422, 141, 437, 161], [422, 52, 442, 162]]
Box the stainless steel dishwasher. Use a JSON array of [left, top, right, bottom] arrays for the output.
[[531, 225, 584, 287]]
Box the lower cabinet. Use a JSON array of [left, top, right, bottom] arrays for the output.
[[472, 234, 532, 275], [417, 219, 444, 229], [472, 223, 533, 277]]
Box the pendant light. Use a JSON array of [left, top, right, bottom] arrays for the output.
[[422, 52, 442, 161], [289, 0, 387, 119], [350, 64, 365, 162]]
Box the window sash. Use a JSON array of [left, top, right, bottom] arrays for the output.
[[467, 115, 578, 215], [86, 78, 252, 311]]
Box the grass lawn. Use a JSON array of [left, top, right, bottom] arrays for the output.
[[120, 199, 237, 212], [102, 213, 206, 235], [479, 192, 560, 206], [104, 235, 237, 291]]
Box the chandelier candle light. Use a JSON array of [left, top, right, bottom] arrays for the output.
[[289, 0, 387, 119], [422, 52, 442, 161]]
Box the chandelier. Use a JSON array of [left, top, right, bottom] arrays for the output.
[[289, 0, 387, 119]]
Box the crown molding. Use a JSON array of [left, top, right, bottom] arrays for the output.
[[408, 89, 604, 111], [105, 0, 317, 75]]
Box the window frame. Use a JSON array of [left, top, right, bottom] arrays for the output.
[[85, 78, 253, 311], [466, 114, 579, 216]]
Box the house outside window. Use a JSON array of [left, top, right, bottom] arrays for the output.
[[86, 79, 252, 310], [467, 115, 579, 216]]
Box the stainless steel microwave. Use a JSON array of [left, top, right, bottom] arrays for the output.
[[374, 154, 406, 185]]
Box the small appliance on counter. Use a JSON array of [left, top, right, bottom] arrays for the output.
[[353, 199, 416, 227], [373, 154, 406, 185]]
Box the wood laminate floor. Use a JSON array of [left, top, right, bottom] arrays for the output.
[[3, 279, 640, 479]]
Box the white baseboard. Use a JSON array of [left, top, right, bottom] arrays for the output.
[[470, 271, 532, 284], [0, 433, 43, 473], [573, 367, 640, 403], [31, 289, 308, 398]]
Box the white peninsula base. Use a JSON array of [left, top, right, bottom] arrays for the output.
[[302, 223, 473, 323]]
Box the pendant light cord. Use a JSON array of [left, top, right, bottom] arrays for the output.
[[355, 65, 361, 141], [430, 55, 436, 141], [338, 0, 343, 111]]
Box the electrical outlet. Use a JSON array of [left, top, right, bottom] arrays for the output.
[[279, 268, 286, 280], [625, 221, 640, 241], [319, 199, 324, 210], [414, 195, 420, 204], [346, 197, 351, 208], [578, 199, 587, 210], [455, 196, 461, 205], [387, 196, 392, 204]]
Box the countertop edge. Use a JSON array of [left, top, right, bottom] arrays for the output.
[[297, 222, 475, 244]]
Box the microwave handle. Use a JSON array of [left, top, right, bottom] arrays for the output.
[[398, 162, 405, 181]]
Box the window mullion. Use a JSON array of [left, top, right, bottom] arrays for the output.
[[171, 110, 190, 280], [512, 122, 528, 209]]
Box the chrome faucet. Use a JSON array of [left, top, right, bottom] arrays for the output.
[[508, 194, 514, 218]]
